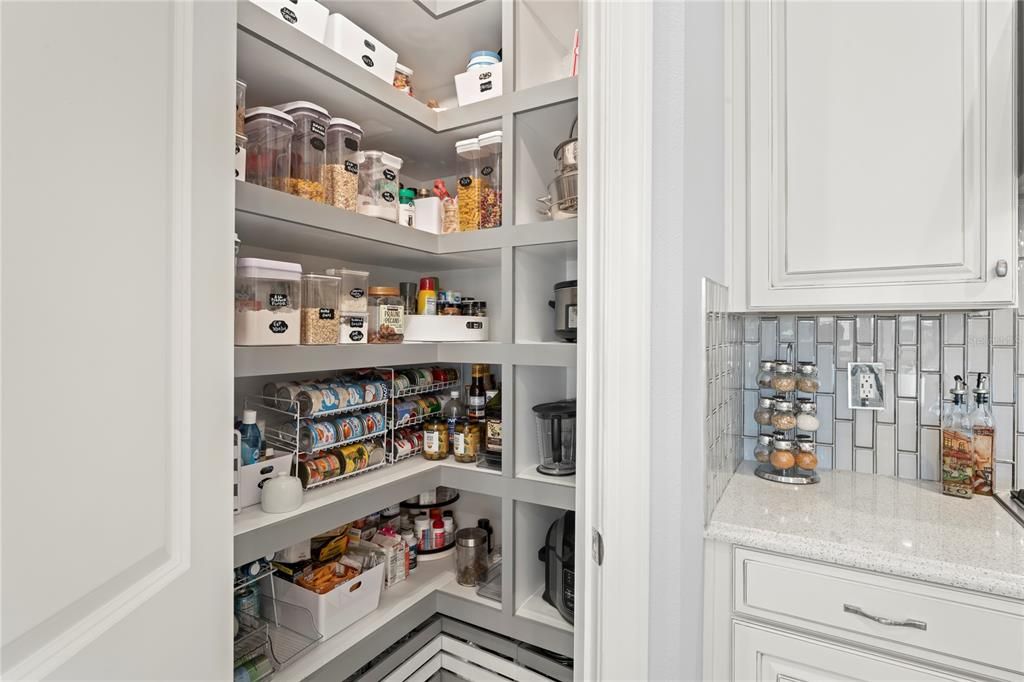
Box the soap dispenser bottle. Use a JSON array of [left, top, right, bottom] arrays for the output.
[[970, 374, 994, 496], [941, 375, 973, 498]]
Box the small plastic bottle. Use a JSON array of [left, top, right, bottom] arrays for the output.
[[441, 391, 467, 450], [239, 409, 262, 465]]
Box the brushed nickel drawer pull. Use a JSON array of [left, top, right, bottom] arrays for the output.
[[843, 604, 927, 631]]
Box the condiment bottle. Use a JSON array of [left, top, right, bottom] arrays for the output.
[[941, 375, 973, 498], [970, 374, 994, 495], [468, 364, 488, 421], [417, 276, 438, 315]]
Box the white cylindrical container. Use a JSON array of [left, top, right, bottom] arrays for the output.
[[235, 258, 302, 345]]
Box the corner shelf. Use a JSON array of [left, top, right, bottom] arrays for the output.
[[517, 586, 573, 634]]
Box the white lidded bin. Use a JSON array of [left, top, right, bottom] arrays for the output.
[[414, 195, 442, 234], [403, 315, 488, 342], [252, 0, 329, 42], [272, 562, 385, 638], [235, 258, 302, 345], [324, 13, 398, 84], [455, 62, 502, 106], [325, 268, 369, 313], [238, 450, 295, 509], [357, 151, 403, 222]]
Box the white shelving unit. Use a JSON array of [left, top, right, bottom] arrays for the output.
[[233, 0, 582, 677]]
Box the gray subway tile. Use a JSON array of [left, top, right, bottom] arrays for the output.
[[897, 399, 918, 452], [920, 428, 941, 481], [836, 318, 856, 369], [992, 309, 1015, 346], [897, 347, 918, 398], [991, 347, 1014, 403], [877, 318, 896, 368], [943, 312, 965, 344], [835, 421, 853, 471], [966, 317, 990, 373], [897, 452, 919, 479], [898, 315, 917, 345], [855, 448, 875, 473], [920, 317, 941, 371], [876, 424, 896, 477], [855, 409, 874, 447], [817, 316, 835, 343]]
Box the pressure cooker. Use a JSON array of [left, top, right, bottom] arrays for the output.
[[548, 280, 577, 342]]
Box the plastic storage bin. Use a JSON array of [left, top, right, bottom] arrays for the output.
[[326, 268, 369, 313], [252, 0, 329, 42], [235, 80, 246, 135], [244, 107, 294, 191], [357, 151, 403, 221], [414, 189, 441, 234], [403, 315, 488, 342], [323, 13, 398, 84], [238, 449, 295, 509], [325, 118, 362, 211], [478, 130, 502, 228], [275, 101, 329, 203], [393, 63, 414, 95], [455, 138, 482, 230], [455, 62, 502, 106], [235, 258, 302, 346], [300, 274, 341, 345], [272, 562, 385, 639]]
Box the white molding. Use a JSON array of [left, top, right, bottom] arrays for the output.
[[579, 1, 653, 680]]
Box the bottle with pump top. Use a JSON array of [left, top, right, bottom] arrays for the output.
[[941, 375, 973, 498], [970, 374, 994, 495], [468, 364, 487, 421]]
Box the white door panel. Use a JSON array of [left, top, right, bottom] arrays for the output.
[[1, 1, 234, 679]]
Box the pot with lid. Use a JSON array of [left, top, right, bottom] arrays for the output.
[[548, 280, 577, 342], [534, 399, 577, 476], [537, 118, 579, 219]]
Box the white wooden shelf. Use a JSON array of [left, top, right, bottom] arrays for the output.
[[516, 466, 575, 489], [517, 586, 573, 634]]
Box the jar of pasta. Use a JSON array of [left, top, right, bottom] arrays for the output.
[[455, 137, 482, 230]]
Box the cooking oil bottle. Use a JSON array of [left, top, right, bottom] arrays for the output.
[[941, 375, 973, 498]]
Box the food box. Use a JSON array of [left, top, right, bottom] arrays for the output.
[[323, 13, 398, 84], [251, 0, 329, 42], [273, 562, 385, 638], [455, 63, 503, 107]]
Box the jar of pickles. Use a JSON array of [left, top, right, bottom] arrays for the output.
[[453, 419, 482, 463], [756, 361, 774, 389], [423, 419, 449, 460], [753, 397, 774, 426], [771, 362, 796, 392], [769, 436, 795, 471], [796, 362, 820, 393], [794, 435, 818, 470], [796, 399, 820, 431], [753, 434, 772, 463], [770, 398, 796, 431]]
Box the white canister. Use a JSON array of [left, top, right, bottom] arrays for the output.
[[260, 472, 303, 513]]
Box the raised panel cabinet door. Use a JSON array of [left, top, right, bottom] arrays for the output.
[[1, 1, 234, 680], [745, 0, 1016, 310], [733, 622, 974, 682]]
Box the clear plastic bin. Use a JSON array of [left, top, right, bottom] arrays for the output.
[[275, 101, 330, 203], [326, 268, 369, 313], [300, 274, 341, 345], [325, 118, 363, 211], [235, 80, 247, 135], [244, 107, 294, 191], [235, 258, 302, 346], [455, 138, 482, 231], [357, 151, 403, 222], [478, 130, 502, 228]]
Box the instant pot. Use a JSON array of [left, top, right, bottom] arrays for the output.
[[548, 280, 577, 342]]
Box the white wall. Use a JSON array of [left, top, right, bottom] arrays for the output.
[[649, 1, 725, 679]]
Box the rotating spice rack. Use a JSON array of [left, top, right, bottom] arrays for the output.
[[752, 347, 821, 485], [401, 487, 460, 558]]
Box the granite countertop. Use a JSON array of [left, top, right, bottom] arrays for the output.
[[706, 462, 1024, 600]]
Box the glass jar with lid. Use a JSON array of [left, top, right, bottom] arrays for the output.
[[325, 118, 363, 211], [300, 274, 341, 345], [756, 361, 775, 389], [769, 436, 795, 471], [275, 101, 330, 203], [423, 419, 449, 460], [357, 151, 403, 222], [753, 434, 772, 463], [796, 362, 820, 393], [770, 398, 796, 431], [367, 286, 405, 343], [453, 419, 482, 463], [478, 130, 503, 228], [771, 362, 796, 392], [753, 397, 774, 426], [455, 137, 482, 231], [795, 399, 820, 431], [244, 107, 294, 191], [794, 435, 818, 470], [455, 527, 488, 586]]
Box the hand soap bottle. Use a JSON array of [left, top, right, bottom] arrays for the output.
[[941, 375, 973, 498], [970, 374, 994, 495]]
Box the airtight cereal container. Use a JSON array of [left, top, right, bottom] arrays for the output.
[[325, 119, 363, 211], [357, 151, 403, 221], [477, 130, 502, 228], [325, 268, 369, 313], [455, 137, 482, 231], [244, 107, 294, 191], [235, 258, 302, 345], [275, 101, 330, 203], [300, 274, 341, 345]]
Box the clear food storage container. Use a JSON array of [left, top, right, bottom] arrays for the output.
[[275, 101, 330, 203], [244, 107, 294, 191], [300, 274, 341, 345], [455, 137, 482, 231], [235, 80, 247, 135], [478, 130, 502, 228], [235, 258, 302, 346], [325, 118, 363, 211], [326, 268, 369, 313], [393, 63, 413, 95], [357, 151, 403, 221], [368, 286, 404, 343]]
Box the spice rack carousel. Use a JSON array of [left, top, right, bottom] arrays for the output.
[[400, 486, 460, 560], [752, 348, 822, 485]]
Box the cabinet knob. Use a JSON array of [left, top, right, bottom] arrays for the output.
[[996, 260, 1009, 277]]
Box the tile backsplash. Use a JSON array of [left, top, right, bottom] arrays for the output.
[[705, 280, 743, 521], [742, 311, 1022, 491]]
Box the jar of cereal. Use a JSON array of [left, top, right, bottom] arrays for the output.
[[325, 118, 363, 211]]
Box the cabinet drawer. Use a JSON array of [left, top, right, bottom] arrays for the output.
[[734, 548, 1024, 674]]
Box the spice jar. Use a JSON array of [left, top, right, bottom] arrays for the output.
[[753, 397, 774, 426], [235, 80, 247, 135], [756, 361, 774, 389], [455, 527, 488, 586], [795, 399, 820, 431], [300, 274, 341, 345], [357, 151, 403, 221], [753, 434, 772, 463], [769, 436, 795, 471], [795, 436, 818, 470], [796, 362, 820, 393], [275, 101, 330, 203], [368, 286, 405, 343], [453, 419, 482, 463], [244, 107, 294, 191], [771, 362, 796, 392], [771, 398, 797, 431], [325, 118, 362, 211], [455, 137, 482, 230], [423, 419, 449, 460], [393, 63, 414, 95], [478, 130, 503, 228]]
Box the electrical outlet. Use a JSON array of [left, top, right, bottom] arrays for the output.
[[848, 362, 885, 410]]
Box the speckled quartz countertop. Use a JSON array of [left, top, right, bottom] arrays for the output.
[[706, 463, 1024, 600]]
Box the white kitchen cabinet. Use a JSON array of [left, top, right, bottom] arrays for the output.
[[729, 0, 1018, 311]]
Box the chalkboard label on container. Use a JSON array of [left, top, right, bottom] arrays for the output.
[[459, 176, 472, 187], [481, 166, 493, 176], [269, 293, 289, 308], [480, 81, 493, 93], [382, 191, 395, 202], [362, 55, 374, 68], [349, 330, 364, 341], [466, 321, 483, 329], [383, 169, 396, 182], [269, 320, 289, 334], [344, 160, 359, 173], [319, 308, 335, 320], [280, 7, 297, 24], [349, 287, 365, 299]]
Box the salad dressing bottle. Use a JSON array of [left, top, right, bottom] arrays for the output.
[[970, 374, 994, 495], [941, 375, 973, 498]]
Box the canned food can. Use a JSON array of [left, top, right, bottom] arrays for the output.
[[298, 460, 324, 487], [393, 374, 412, 391], [340, 443, 369, 471], [414, 368, 433, 386], [423, 396, 442, 413], [235, 587, 260, 617], [400, 369, 419, 387], [299, 420, 337, 451], [361, 411, 384, 434], [363, 380, 388, 403], [298, 387, 341, 416], [394, 401, 416, 425], [335, 415, 364, 440]]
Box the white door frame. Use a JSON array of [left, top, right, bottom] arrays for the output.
[[579, 1, 654, 679]]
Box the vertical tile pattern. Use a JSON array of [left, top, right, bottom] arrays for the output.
[[739, 309, 1021, 488], [704, 281, 743, 522]]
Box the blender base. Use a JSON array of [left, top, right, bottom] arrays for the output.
[[537, 464, 575, 477]]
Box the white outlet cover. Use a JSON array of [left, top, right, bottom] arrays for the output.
[[848, 362, 885, 411]]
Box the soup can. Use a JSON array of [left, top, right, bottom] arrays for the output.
[[299, 420, 337, 452], [336, 415, 364, 441], [361, 411, 384, 434], [298, 460, 324, 487]]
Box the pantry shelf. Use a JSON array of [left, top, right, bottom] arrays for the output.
[[435, 77, 579, 131], [436, 218, 578, 252], [517, 586, 573, 634]]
